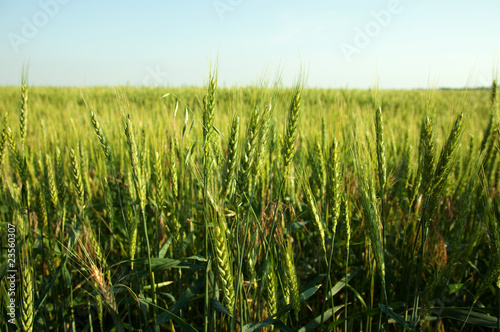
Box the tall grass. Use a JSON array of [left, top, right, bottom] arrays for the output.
[[0, 72, 498, 331]]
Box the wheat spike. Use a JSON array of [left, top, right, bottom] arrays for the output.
[[6, 126, 23, 177], [19, 74, 28, 150], [253, 100, 272, 180], [168, 138, 178, 202], [283, 89, 301, 178], [78, 142, 92, 202], [124, 115, 146, 209], [424, 112, 464, 226], [265, 255, 278, 328], [21, 242, 34, 332], [55, 147, 66, 207], [90, 110, 113, 164], [213, 214, 235, 313], [102, 176, 115, 231], [310, 139, 326, 199], [328, 139, 342, 233], [302, 178, 326, 256], [203, 74, 217, 177], [375, 106, 386, 193], [238, 105, 261, 203], [282, 238, 300, 321], [418, 115, 435, 196], [36, 186, 48, 231], [0, 114, 8, 168], [43, 154, 59, 211], [222, 114, 240, 200], [154, 151, 164, 209], [69, 147, 85, 205]]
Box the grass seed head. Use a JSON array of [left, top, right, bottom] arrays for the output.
[[214, 214, 235, 313], [282, 238, 300, 321], [20, 77, 28, 149], [282, 89, 301, 178], [418, 115, 435, 196], [124, 116, 146, 209], [69, 147, 85, 205], [21, 243, 34, 332], [222, 114, 240, 200], [375, 106, 386, 193], [90, 110, 113, 164], [302, 178, 326, 256], [328, 139, 342, 232]]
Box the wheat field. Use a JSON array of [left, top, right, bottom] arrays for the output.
[[0, 71, 499, 331]]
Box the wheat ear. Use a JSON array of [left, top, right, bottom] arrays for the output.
[[418, 115, 435, 196], [43, 154, 58, 211], [328, 139, 342, 233], [69, 147, 85, 206], [253, 100, 272, 180], [19, 73, 28, 150], [375, 106, 386, 193], [169, 138, 178, 202], [282, 238, 300, 321], [214, 214, 235, 313], [21, 240, 34, 332], [90, 110, 113, 164], [425, 112, 464, 226], [124, 116, 146, 209], [203, 74, 217, 177], [302, 178, 326, 256], [238, 106, 260, 203], [154, 151, 164, 209], [0, 114, 8, 168], [282, 89, 301, 178], [264, 255, 278, 330], [222, 114, 240, 200], [310, 139, 326, 200]]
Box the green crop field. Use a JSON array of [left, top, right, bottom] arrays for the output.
[[0, 70, 499, 331]]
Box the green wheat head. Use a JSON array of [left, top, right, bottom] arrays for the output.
[[282, 88, 301, 178], [222, 114, 240, 200], [124, 115, 146, 209]]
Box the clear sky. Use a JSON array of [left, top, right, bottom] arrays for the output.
[[0, 0, 498, 89]]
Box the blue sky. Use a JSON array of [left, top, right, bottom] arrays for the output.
[[0, 0, 498, 89]]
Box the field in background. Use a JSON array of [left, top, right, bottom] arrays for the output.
[[0, 78, 499, 331]]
